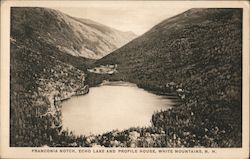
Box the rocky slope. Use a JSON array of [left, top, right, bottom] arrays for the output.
[[11, 7, 136, 59], [95, 8, 242, 147]]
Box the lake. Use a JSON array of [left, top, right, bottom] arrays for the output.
[[61, 82, 176, 136]]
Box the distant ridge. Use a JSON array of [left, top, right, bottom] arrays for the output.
[[11, 7, 137, 59]]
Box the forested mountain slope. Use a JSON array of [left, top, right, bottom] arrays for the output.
[[9, 7, 243, 147], [10, 39, 90, 146], [10, 7, 136, 147], [96, 8, 242, 147]]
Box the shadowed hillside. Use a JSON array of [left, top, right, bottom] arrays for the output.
[[95, 8, 242, 147], [9, 7, 242, 147], [10, 7, 136, 147], [10, 40, 90, 146]]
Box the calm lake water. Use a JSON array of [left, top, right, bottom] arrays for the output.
[[61, 82, 175, 136]]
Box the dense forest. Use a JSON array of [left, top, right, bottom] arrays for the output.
[[10, 8, 242, 147], [95, 8, 242, 147]]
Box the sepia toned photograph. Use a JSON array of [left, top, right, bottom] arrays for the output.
[[1, 0, 249, 159]]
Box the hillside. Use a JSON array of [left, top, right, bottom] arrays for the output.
[[95, 8, 242, 147], [9, 7, 243, 147], [10, 39, 90, 146], [10, 7, 136, 147], [11, 7, 136, 59]]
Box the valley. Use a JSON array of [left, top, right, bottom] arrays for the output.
[[10, 8, 242, 147]]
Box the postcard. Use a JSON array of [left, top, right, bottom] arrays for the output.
[[1, 0, 249, 158]]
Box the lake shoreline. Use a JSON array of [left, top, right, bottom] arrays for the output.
[[61, 80, 177, 136], [43, 73, 238, 147]]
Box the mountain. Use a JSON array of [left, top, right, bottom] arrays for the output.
[[9, 7, 243, 147], [10, 7, 136, 147], [10, 7, 89, 146], [96, 8, 242, 147], [11, 7, 136, 59]]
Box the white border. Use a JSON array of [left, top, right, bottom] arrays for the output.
[[1, 1, 249, 159]]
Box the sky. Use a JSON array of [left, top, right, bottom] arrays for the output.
[[53, 4, 189, 35]]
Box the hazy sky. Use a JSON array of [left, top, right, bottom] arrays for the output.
[[53, 4, 189, 35]]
